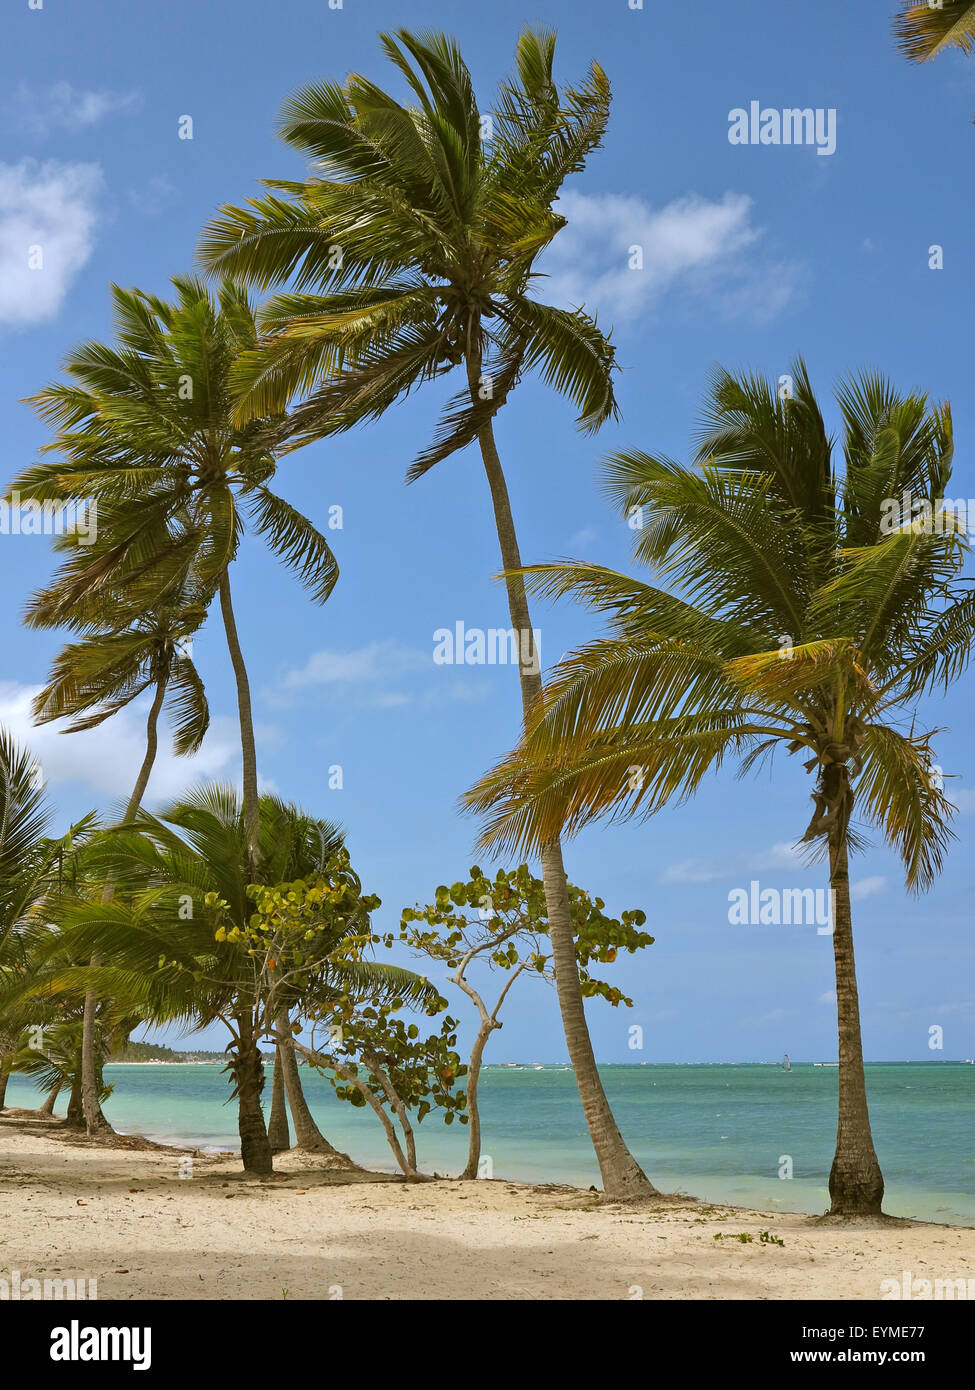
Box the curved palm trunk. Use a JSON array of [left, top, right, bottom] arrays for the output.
[[82, 677, 168, 1139], [474, 401, 657, 1200], [40, 1080, 62, 1116], [218, 570, 261, 873], [267, 1048, 291, 1152], [219, 570, 282, 1174], [827, 833, 885, 1215], [233, 1017, 273, 1175], [277, 1011, 342, 1156]]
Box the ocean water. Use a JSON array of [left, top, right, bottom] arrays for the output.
[[6, 1062, 974, 1226]]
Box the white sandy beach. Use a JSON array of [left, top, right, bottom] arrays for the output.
[[2, 1112, 974, 1300]]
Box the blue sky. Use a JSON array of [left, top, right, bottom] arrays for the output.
[[2, 0, 973, 1063]]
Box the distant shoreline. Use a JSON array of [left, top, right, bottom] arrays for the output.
[[106, 1059, 225, 1066], [102, 1057, 975, 1067]]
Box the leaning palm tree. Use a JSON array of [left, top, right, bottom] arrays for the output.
[[198, 27, 654, 1198], [466, 363, 971, 1216], [27, 570, 210, 1138], [50, 787, 434, 1174], [10, 276, 339, 871], [894, 2, 975, 62]]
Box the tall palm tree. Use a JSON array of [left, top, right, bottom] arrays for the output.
[[198, 28, 654, 1198], [52, 787, 433, 1174], [466, 363, 971, 1216], [894, 2, 975, 62], [10, 276, 339, 872]]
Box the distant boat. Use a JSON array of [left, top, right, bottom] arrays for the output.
[[813, 1062, 838, 1067], [781, 1053, 791, 1072]]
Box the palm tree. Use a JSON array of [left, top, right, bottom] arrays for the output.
[[0, 730, 96, 1110], [27, 572, 210, 1138], [466, 362, 971, 1216], [52, 787, 432, 1174], [894, 2, 975, 62], [197, 28, 654, 1198], [10, 276, 339, 872], [9, 1018, 119, 1119], [0, 733, 56, 1106]]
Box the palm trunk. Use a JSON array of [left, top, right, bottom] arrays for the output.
[[82, 677, 168, 1140], [471, 396, 657, 1199], [218, 569, 260, 872], [827, 832, 885, 1215], [40, 1080, 62, 1116], [233, 1017, 273, 1175], [0, 1058, 10, 1110], [267, 1048, 291, 1152], [65, 1075, 84, 1128], [277, 1012, 342, 1156]]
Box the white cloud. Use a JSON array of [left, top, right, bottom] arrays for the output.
[[750, 841, 802, 870], [0, 160, 101, 327], [278, 640, 427, 692], [0, 681, 242, 808], [269, 640, 428, 711], [851, 875, 887, 902], [537, 189, 800, 324], [661, 857, 723, 884], [8, 82, 140, 137], [818, 990, 837, 1005], [272, 641, 520, 712]]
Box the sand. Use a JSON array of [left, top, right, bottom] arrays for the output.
[[2, 1111, 974, 1300]]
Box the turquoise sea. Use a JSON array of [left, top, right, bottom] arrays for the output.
[[6, 1061, 974, 1226]]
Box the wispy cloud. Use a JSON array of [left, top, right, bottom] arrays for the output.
[[661, 857, 724, 884], [749, 841, 803, 871], [8, 81, 140, 137], [129, 174, 178, 218], [851, 875, 887, 902], [947, 785, 975, 813], [536, 189, 801, 325], [568, 527, 599, 552], [0, 159, 101, 327], [279, 640, 427, 690], [269, 640, 485, 712]]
